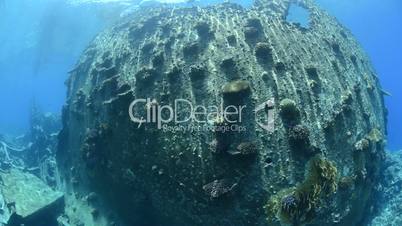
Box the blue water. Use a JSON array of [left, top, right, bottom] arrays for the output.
[[286, 3, 310, 28], [0, 0, 112, 134], [0, 0, 401, 150], [315, 0, 402, 151]]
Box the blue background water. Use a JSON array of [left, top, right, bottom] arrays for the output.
[[0, 0, 401, 150], [315, 0, 402, 151]]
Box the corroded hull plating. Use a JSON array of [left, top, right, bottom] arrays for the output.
[[58, 0, 387, 225]]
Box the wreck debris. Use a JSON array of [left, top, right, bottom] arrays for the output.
[[57, 1, 388, 225], [0, 169, 64, 225]]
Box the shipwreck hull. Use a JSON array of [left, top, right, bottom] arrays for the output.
[[57, 0, 387, 225]]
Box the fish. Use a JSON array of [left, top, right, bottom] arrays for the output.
[[381, 89, 392, 97]]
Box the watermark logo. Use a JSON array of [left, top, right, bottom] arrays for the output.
[[254, 98, 275, 132], [128, 98, 275, 132]]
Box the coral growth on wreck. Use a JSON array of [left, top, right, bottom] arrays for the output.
[[266, 155, 338, 225]]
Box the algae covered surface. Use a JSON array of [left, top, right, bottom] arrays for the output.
[[57, 0, 387, 225]]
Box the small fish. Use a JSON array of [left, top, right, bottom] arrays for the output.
[[381, 89, 392, 97]]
